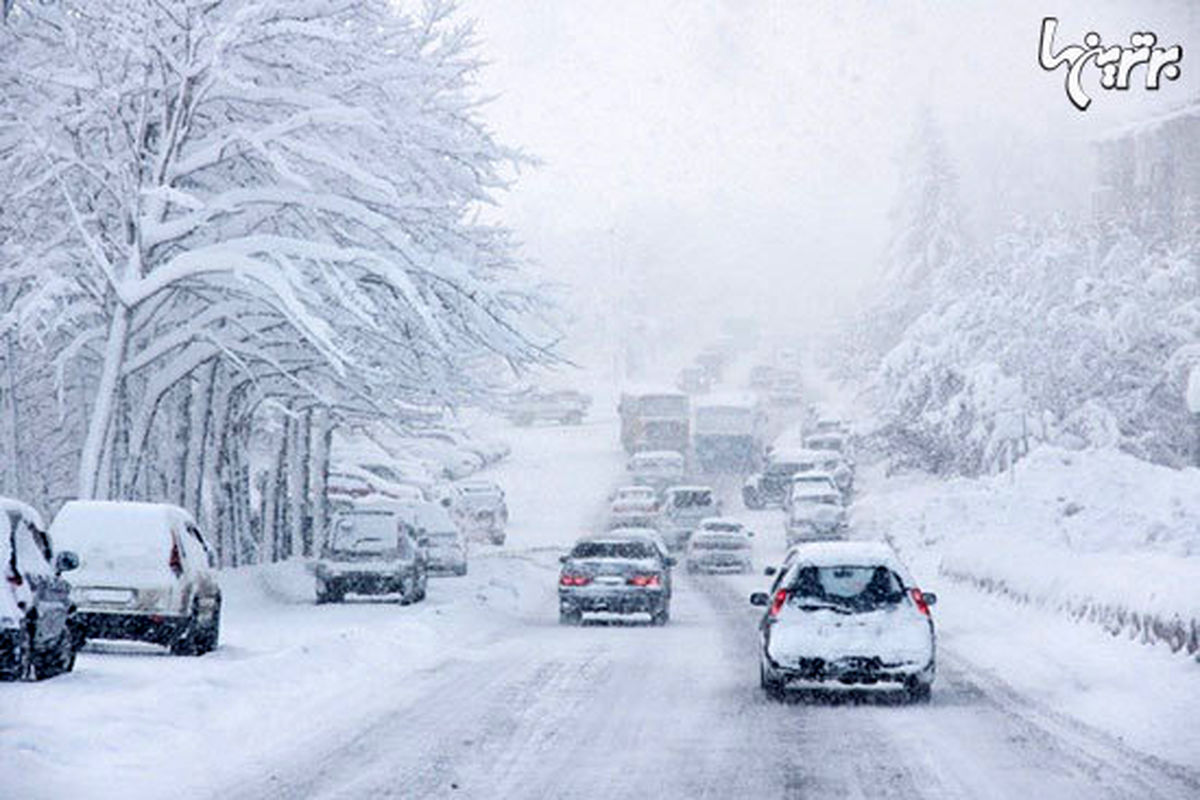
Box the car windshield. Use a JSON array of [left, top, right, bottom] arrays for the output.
[[670, 491, 713, 508], [765, 462, 800, 476], [327, 513, 398, 556], [702, 522, 741, 533], [426, 531, 459, 544], [570, 541, 656, 560], [786, 565, 905, 611]]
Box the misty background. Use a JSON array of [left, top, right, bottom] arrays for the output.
[[467, 0, 1199, 361]]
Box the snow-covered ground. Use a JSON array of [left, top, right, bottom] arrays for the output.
[[4, 414, 1200, 799]]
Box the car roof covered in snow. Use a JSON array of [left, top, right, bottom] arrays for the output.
[[0, 496, 45, 530], [49, 500, 194, 546], [783, 541, 912, 579], [694, 392, 758, 410]]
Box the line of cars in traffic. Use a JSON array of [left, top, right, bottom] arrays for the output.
[[1, 474, 511, 681]]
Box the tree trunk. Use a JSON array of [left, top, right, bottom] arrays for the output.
[[310, 408, 332, 557], [79, 306, 130, 499]]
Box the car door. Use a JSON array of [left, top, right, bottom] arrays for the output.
[[17, 520, 70, 647]]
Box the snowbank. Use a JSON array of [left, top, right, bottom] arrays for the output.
[[855, 447, 1200, 657]]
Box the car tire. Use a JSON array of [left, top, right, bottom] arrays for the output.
[[906, 680, 932, 704], [559, 606, 582, 625], [34, 628, 75, 679], [760, 662, 785, 700], [1, 625, 35, 681], [169, 608, 200, 656], [650, 603, 670, 626], [197, 602, 221, 655], [415, 569, 428, 602], [742, 488, 763, 510]]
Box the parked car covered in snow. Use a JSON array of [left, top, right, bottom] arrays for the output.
[[558, 532, 674, 625], [315, 506, 429, 603], [658, 485, 721, 550], [50, 501, 222, 656], [449, 479, 508, 545], [784, 485, 848, 546], [395, 501, 467, 576], [505, 389, 591, 426], [751, 541, 937, 702], [627, 450, 685, 491], [1, 498, 78, 681]]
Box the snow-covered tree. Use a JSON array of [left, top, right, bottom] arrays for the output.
[[0, 0, 553, 558]]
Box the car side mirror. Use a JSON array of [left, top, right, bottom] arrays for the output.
[[763, 566, 776, 576], [558, 555, 568, 564], [749, 592, 770, 607], [55, 550, 79, 573], [923, 592, 938, 607]]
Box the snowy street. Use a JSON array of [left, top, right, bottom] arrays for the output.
[[7, 415, 1198, 799]]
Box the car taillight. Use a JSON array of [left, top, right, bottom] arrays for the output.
[[628, 573, 661, 587], [910, 587, 931, 616], [769, 588, 788, 618], [6, 569, 21, 587], [559, 573, 590, 587], [169, 540, 183, 577]]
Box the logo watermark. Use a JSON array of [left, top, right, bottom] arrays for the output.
[[1038, 17, 1183, 111]]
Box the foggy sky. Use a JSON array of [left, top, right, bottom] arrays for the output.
[[465, 0, 1198, 348]]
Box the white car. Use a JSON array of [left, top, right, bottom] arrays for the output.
[[686, 527, 752, 574], [50, 501, 222, 656], [784, 472, 840, 510], [395, 501, 468, 576], [751, 541, 937, 702], [784, 486, 848, 545], [627, 450, 685, 491], [609, 485, 659, 515], [658, 485, 720, 550], [450, 479, 508, 545]]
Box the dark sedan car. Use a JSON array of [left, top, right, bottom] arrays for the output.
[[558, 534, 674, 626]]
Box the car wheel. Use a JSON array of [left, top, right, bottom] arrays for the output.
[[169, 613, 198, 656], [559, 606, 582, 625], [760, 661, 785, 700], [1, 625, 35, 681], [906, 679, 932, 704], [650, 603, 670, 626], [197, 602, 221, 655], [34, 628, 75, 679], [742, 488, 762, 510]]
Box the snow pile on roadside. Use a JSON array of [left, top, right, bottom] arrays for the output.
[[855, 447, 1200, 657]]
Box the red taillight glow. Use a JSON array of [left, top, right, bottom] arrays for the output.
[[169, 540, 183, 577], [769, 588, 788, 617], [910, 587, 931, 616], [628, 573, 661, 587], [559, 573, 590, 587]]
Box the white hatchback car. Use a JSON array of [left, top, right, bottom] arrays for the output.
[[751, 541, 936, 702], [50, 501, 222, 655]]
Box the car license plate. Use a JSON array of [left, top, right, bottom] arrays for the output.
[[85, 588, 135, 604], [595, 575, 624, 585]]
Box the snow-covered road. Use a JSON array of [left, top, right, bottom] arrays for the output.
[[5, 416, 1200, 799]]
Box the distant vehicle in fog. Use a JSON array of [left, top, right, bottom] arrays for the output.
[[505, 389, 591, 426], [1, 499, 78, 680], [558, 532, 674, 625], [766, 373, 804, 407], [658, 485, 721, 550], [50, 501, 221, 656], [692, 394, 764, 473], [747, 364, 776, 391], [618, 388, 690, 454], [785, 473, 841, 510], [751, 541, 937, 702], [627, 450, 686, 492], [686, 526, 753, 574], [784, 486, 848, 546], [395, 501, 467, 576], [694, 348, 726, 383], [676, 366, 712, 395], [609, 485, 659, 514], [743, 449, 821, 509], [315, 506, 429, 603], [449, 479, 508, 545]]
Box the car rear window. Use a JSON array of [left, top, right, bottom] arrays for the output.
[[571, 541, 656, 560], [670, 491, 713, 508], [786, 565, 905, 611], [328, 512, 399, 555], [692, 536, 747, 551]]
